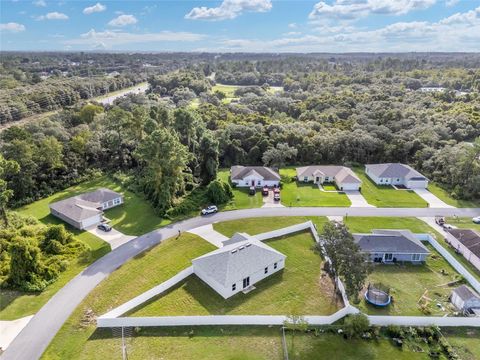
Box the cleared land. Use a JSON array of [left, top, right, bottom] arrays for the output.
[[353, 168, 428, 208], [428, 183, 480, 208], [212, 83, 283, 104], [280, 169, 351, 207], [129, 229, 339, 316], [218, 169, 263, 210]]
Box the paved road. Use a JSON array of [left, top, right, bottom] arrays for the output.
[[3, 206, 480, 360], [97, 82, 149, 105]]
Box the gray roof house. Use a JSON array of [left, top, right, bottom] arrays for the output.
[[365, 163, 428, 189], [49, 188, 123, 230], [192, 234, 286, 299], [296, 165, 362, 191], [353, 229, 430, 263], [230, 166, 280, 188], [451, 285, 480, 314], [446, 229, 480, 272]]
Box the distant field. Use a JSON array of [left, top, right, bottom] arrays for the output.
[[212, 83, 283, 104]]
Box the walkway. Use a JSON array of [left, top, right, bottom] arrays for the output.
[[4, 206, 480, 360], [344, 191, 374, 207], [0, 316, 34, 351], [86, 226, 136, 250], [187, 224, 228, 248], [414, 189, 453, 208]]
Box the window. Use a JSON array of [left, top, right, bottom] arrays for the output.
[[274, 262, 278, 269], [113, 198, 121, 205], [412, 254, 421, 261], [380, 179, 383, 183], [257, 180, 261, 185], [304, 176, 308, 182], [384, 253, 393, 261], [243, 277, 250, 288], [264, 266, 268, 274], [232, 283, 236, 291]]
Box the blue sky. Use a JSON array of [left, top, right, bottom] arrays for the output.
[[1, 0, 479, 52]]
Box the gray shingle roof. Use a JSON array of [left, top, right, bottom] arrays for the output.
[[296, 166, 361, 184], [453, 285, 480, 301], [365, 163, 427, 180], [231, 166, 280, 181], [78, 188, 122, 203], [193, 238, 286, 287], [447, 229, 480, 258], [353, 229, 430, 254]]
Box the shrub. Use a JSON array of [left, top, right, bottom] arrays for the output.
[[343, 313, 370, 339], [206, 180, 233, 205]]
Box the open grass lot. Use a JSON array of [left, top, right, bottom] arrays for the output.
[[17, 175, 167, 236], [218, 169, 263, 210], [280, 168, 351, 207], [443, 328, 480, 360], [446, 217, 480, 230], [212, 84, 283, 105], [428, 183, 480, 208], [353, 168, 428, 208], [130, 229, 339, 317]]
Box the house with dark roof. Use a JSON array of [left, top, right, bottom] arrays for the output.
[[49, 188, 123, 230], [451, 285, 480, 314], [296, 165, 362, 191], [365, 163, 428, 189], [446, 229, 480, 272], [230, 166, 280, 188], [192, 234, 286, 299], [353, 229, 430, 263]]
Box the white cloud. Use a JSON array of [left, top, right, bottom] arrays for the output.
[[445, 0, 459, 6], [0, 22, 26, 32], [64, 29, 206, 48], [185, 0, 272, 21], [309, 0, 436, 22], [36, 12, 69, 20], [108, 14, 137, 27], [83, 3, 106, 15], [288, 23, 297, 28], [284, 31, 301, 36], [33, 0, 46, 7]]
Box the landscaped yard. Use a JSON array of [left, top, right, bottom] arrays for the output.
[[218, 169, 263, 210], [280, 169, 351, 207], [428, 183, 480, 208], [353, 168, 428, 208]]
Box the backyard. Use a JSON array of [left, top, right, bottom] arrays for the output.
[[353, 168, 428, 208], [280, 169, 351, 207]]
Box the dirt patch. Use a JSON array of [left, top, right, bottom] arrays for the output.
[[318, 269, 344, 308]]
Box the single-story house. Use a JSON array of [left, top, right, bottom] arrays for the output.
[[353, 229, 430, 263], [451, 285, 480, 314], [230, 166, 280, 188], [446, 229, 480, 272], [49, 188, 123, 230], [296, 165, 362, 191], [365, 163, 428, 189], [192, 233, 286, 299]]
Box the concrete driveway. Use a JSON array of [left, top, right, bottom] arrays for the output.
[[344, 191, 374, 207], [414, 189, 453, 208], [0, 315, 34, 351], [87, 226, 136, 250], [262, 190, 284, 208], [187, 224, 228, 248]]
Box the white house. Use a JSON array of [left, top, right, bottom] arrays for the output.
[[296, 165, 362, 191], [49, 188, 123, 230], [192, 233, 286, 299], [446, 229, 480, 272], [365, 163, 428, 189], [451, 285, 480, 314], [230, 166, 280, 188]]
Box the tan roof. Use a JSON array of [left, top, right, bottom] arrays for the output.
[[296, 166, 361, 184], [230, 166, 280, 181]]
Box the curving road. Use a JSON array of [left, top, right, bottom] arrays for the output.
[[2, 206, 480, 360]]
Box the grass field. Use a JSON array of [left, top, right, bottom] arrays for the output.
[[218, 169, 264, 210], [428, 183, 480, 208], [443, 328, 480, 360], [212, 83, 283, 104], [280, 169, 351, 207], [353, 168, 428, 208], [129, 230, 338, 317], [446, 217, 480, 230]]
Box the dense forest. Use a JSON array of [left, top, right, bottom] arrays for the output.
[[0, 53, 479, 222]]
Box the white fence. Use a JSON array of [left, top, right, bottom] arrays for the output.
[[368, 316, 480, 327]]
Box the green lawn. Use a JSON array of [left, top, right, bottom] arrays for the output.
[[446, 217, 480, 230], [353, 168, 428, 208], [428, 183, 480, 208], [280, 169, 351, 207], [443, 328, 480, 360], [218, 169, 263, 210], [129, 230, 338, 317], [17, 175, 167, 236]]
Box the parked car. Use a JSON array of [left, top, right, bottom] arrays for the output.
[[273, 188, 280, 194], [435, 216, 445, 226], [473, 216, 480, 224], [201, 205, 218, 215], [249, 186, 256, 195], [262, 186, 269, 196], [443, 224, 455, 230], [98, 223, 112, 232], [274, 192, 280, 201]]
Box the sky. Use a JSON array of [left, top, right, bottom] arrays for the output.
[[0, 0, 479, 52]]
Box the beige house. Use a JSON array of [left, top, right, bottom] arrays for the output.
[[296, 165, 362, 191]]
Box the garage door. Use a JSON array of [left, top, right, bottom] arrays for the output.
[[81, 214, 102, 229], [406, 180, 428, 189], [340, 182, 361, 191]]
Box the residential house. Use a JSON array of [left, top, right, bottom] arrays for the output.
[[451, 285, 480, 314], [446, 229, 480, 272], [365, 163, 429, 189], [353, 229, 430, 263], [296, 165, 362, 191], [192, 234, 286, 299], [230, 166, 280, 188], [49, 188, 123, 230]]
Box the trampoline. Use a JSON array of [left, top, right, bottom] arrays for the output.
[[365, 283, 391, 307]]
